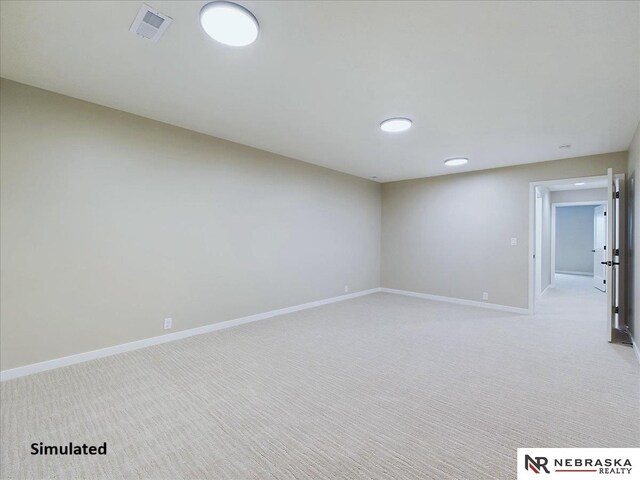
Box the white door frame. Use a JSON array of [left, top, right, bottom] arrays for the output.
[[535, 190, 543, 298], [528, 174, 609, 313], [550, 201, 606, 283]]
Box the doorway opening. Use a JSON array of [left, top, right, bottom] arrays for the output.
[[551, 201, 607, 291], [529, 169, 627, 343]]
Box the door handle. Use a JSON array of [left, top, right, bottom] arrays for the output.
[[601, 261, 611, 266]]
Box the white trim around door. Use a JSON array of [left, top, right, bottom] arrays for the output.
[[528, 174, 610, 314]]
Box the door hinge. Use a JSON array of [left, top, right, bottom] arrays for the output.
[[604, 279, 606, 284], [604, 211, 607, 216], [614, 248, 620, 256], [615, 191, 620, 199], [614, 306, 619, 314]]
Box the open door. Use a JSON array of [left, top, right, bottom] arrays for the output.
[[606, 168, 626, 342]]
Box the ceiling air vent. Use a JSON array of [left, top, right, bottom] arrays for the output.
[[130, 4, 172, 42]]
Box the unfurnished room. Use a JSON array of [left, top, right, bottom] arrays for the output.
[[0, 1, 639, 479]]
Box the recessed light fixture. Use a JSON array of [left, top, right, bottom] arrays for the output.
[[444, 157, 469, 167], [200, 1, 259, 47], [380, 118, 412, 133], [559, 144, 571, 149], [575, 182, 585, 186]]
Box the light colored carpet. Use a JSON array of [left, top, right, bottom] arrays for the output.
[[1, 274, 639, 479]]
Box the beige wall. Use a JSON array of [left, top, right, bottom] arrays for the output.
[[381, 153, 628, 309], [627, 121, 640, 339], [1, 76, 634, 371], [0, 79, 382, 370]]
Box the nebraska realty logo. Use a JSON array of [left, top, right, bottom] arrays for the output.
[[517, 449, 639, 478]]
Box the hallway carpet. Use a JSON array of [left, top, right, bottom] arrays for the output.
[[1, 275, 639, 479]]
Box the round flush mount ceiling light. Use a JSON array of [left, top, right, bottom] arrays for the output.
[[574, 182, 585, 186], [444, 157, 469, 167], [200, 1, 259, 47], [380, 118, 412, 133]]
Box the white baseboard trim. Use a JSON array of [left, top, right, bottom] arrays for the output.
[[0, 288, 382, 382], [380, 288, 530, 315], [555, 270, 593, 277]]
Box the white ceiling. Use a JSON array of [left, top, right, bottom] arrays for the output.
[[1, 1, 638, 182]]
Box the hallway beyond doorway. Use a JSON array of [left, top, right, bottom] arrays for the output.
[[548, 273, 606, 296], [539, 273, 606, 316]]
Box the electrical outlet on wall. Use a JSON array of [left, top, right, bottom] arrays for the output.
[[164, 318, 172, 330], [344, 285, 349, 293], [482, 292, 489, 301]]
